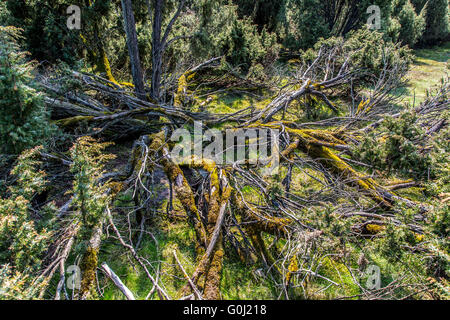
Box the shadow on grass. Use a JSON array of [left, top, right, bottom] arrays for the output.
[[414, 41, 450, 64]]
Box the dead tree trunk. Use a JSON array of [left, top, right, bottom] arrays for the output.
[[151, 0, 163, 101], [101, 263, 136, 300], [150, 0, 186, 102], [121, 0, 146, 101]]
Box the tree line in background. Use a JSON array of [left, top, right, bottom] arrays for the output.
[[1, 0, 448, 81]]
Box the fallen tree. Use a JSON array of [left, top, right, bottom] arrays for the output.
[[29, 39, 450, 300]]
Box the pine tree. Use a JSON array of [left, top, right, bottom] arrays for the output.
[[3, 0, 80, 64], [411, 0, 449, 44], [389, 0, 426, 47], [0, 26, 54, 154]]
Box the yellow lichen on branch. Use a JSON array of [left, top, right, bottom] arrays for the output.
[[286, 256, 299, 284], [149, 132, 208, 248], [231, 190, 291, 237], [55, 116, 95, 127], [189, 168, 231, 299], [202, 169, 231, 299], [303, 143, 391, 207], [79, 33, 121, 87], [174, 71, 196, 107], [249, 122, 392, 207], [79, 246, 99, 299]]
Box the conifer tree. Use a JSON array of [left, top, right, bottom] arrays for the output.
[[0, 26, 54, 154]]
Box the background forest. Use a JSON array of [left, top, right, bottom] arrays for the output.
[[0, 0, 449, 300]]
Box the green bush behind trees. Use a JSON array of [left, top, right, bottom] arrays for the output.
[[0, 26, 54, 155], [411, 0, 450, 44], [0, 147, 54, 299], [2, 0, 447, 77], [388, 0, 426, 47]]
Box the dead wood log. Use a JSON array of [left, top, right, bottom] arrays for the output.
[[173, 250, 203, 300], [78, 222, 103, 300], [149, 132, 208, 248], [101, 263, 135, 300]]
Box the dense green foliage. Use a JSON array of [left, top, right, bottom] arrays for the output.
[[0, 147, 53, 272], [389, 0, 426, 47], [353, 112, 434, 180], [305, 29, 413, 80], [1, 0, 447, 75], [0, 147, 55, 299], [277, 0, 393, 50], [70, 136, 115, 231], [2, 0, 81, 64], [0, 26, 54, 154], [412, 0, 450, 45]]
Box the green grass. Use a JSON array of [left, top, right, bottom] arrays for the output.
[[403, 42, 449, 105], [99, 217, 198, 300], [202, 91, 273, 115], [99, 194, 275, 300], [220, 257, 276, 300]]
